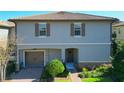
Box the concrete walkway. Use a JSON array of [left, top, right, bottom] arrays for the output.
[[7, 68, 42, 82], [70, 73, 81, 82]]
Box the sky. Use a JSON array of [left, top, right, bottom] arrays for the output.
[[0, 11, 124, 21]]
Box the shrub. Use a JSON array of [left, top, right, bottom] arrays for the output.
[[78, 73, 83, 78], [82, 67, 88, 72], [110, 41, 124, 81], [40, 69, 53, 82], [6, 61, 16, 76], [112, 51, 124, 81], [93, 65, 111, 77], [82, 67, 89, 78], [45, 59, 65, 78], [78, 67, 92, 78], [57, 70, 69, 77], [79, 65, 111, 78]]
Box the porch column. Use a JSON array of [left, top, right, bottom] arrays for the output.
[[61, 48, 65, 63], [16, 49, 20, 71]]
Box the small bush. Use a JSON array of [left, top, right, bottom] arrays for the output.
[[78, 67, 92, 78], [78, 73, 84, 78], [40, 69, 53, 82], [82, 67, 90, 78], [82, 67, 88, 72], [57, 70, 69, 77], [45, 59, 65, 78], [79, 65, 111, 78], [93, 65, 111, 77], [6, 61, 16, 76]]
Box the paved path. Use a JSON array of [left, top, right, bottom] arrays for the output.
[[7, 68, 42, 82], [70, 73, 81, 82]]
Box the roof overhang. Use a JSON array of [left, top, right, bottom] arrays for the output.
[[9, 18, 118, 22]]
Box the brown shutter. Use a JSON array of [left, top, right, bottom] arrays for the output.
[[81, 23, 85, 36], [47, 23, 50, 36], [35, 23, 39, 36], [71, 23, 74, 36]]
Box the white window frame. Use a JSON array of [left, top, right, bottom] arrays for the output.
[[73, 22, 82, 37], [38, 23, 47, 37]]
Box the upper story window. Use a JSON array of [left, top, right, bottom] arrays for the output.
[[71, 22, 85, 37], [39, 23, 47, 36], [35, 23, 50, 37], [118, 28, 121, 34], [74, 23, 82, 36]]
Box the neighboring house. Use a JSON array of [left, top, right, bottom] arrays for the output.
[[0, 21, 15, 48], [9, 11, 117, 71], [0, 21, 15, 62], [112, 22, 124, 40]]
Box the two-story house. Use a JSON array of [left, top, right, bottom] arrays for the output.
[[9, 11, 117, 71], [112, 22, 124, 40], [0, 21, 15, 48]]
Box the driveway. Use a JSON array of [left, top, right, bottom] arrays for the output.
[[8, 67, 42, 82]]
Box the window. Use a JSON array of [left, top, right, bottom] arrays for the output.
[[74, 23, 81, 36], [118, 28, 121, 34], [39, 23, 47, 36], [35, 23, 50, 37]]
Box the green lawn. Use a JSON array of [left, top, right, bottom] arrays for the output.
[[81, 77, 113, 82]]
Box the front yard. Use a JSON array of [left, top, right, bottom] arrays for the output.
[[78, 64, 114, 82], [40, 39, 124, 82], [81, 77, 113, 82], [40, 59, 115, 82]]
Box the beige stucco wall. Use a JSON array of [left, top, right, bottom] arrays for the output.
[[0, 28, 9, 48], [16, 20, 111, 66], [113, 26, 124, 40], [16, 21, 111, 44]]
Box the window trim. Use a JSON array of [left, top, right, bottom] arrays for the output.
[[37, 36, 47, 38], [38, 22, 47, 37], [73, 36, 82, 38], [73, 22, 82, 36]]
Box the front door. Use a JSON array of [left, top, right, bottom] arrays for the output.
[[66, 49, 74, 63]]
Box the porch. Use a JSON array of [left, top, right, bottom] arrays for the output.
[[16, 48, 79, 71]]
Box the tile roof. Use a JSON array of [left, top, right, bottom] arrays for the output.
[[0, 21, 15, 28], [9, 11, 117, 21]]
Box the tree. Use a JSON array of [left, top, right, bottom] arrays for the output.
[[112, 48, 124, 81], [112, 32, 118, 56], [0, 30, 16, 81], [45, 59, 65, 78]]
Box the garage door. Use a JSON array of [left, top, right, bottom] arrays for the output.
[[25, 51, 44, 68]]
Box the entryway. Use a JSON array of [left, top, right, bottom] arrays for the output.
[[65, 48, 78, 72], [65, 48, 78, 63]]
